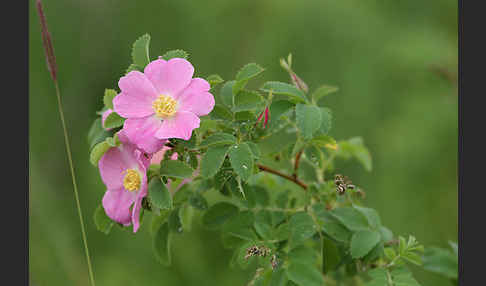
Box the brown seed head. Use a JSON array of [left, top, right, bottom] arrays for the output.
[[36, 0, 57, 81]]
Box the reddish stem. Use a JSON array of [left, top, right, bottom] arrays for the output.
[[257, 164, 308, 190]]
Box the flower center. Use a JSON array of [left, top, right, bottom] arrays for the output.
[[123, 169, 141, 191], [152, 94, 177, 117]]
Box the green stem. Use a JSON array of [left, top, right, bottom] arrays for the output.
[[54, 82, 96, 286]]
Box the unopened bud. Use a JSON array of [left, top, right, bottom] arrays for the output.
[[279, 54, 308, 93]]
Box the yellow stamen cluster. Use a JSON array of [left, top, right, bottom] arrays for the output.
[[123, 169, 141, 191], [152, 94, 177, 117]]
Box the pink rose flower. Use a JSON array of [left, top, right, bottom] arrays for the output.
[[113, 58, 215, 151], [98, 131, 151, 232]]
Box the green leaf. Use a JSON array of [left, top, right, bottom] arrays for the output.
[[422, 247, 458, 279], [233, 63, 265, 93], [365, 268, 422, 286], [322, 222, 352, 244], [297, 159, 318, 182], [207, 74, 224, 87], [311, 134, 337, 149], [402, 251, 423, 266], [103, 89, 117, 110], [105, 133, 120, 147], [261, 81, 307, 103], [131, 34, 150, 68], [233, 90, 264, 112], [220, 80, 236, 107], [330, 207, 369, 232], [102, 112, 125, 129], [246, 142, 261, 159], [236, 63, 265, 82], [350, 230, 381, 258], [275, 190, 289, 208], [188, 152, 198, 169], [168, 208, 183, 232], [93, 205, 114, 234], [235, 241, 256, 269], [337, 137, 373, 172], [210, 104, 233, 121], [222, 210, 256, 240], [172, 183, 192, 205], [313, 204, 352, 243], [268, 268, 288, 286], [379, 226, 394, 242], [312, 85, 339, 103], [148, 177, 172, 210], [304, 145, 325, 167], [200, 146, 230, 178], [363, 242, 384, 264], [257, 127, 297, 155], [268, 100, 295, 128], [365, 268, 389, 286], [161, 49, 189, 60], [296, 104, 322, 140], [385, 247, 397, 261], [151, 210, 170, 235], [353, 205, 382, 229], [222, 232, 244, 250], [199, 133, 237, 148], [253, 186, 269, 206], [390, 267, 422, 286], [287, 263, 325, 286], [322, 236, 341, 273], [189, 192, 209, 210], [288, 245, 318, 265], [152, 222, 171, 265], [90, 140, 112, 166], [228, 143, 254, 181], [315, 107, 332, 135], [87, 118, 113, 149], [178, 204, 194, 232], [159, 160, 194, 179], [234, 111, 254, 121], [253, 210, 272, 239], [202, 202, 239, 230], [275, 222, 290, 241], [126, 63, 140, 74], [289, 212, 317, 248]]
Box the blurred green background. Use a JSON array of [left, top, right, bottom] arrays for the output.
[[29, 0, 457, 285]]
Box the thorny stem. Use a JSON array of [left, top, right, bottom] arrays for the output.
[[257, 164, 308, 190], [293, 149, 303, 179]]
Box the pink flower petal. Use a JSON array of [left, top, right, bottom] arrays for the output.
[[134, 149, 153, 170], [99, 145, 139, 191], [114, 71, 158, 118], [123, 116, 166, 154], [144, 58, 194, 97], [102, 188, 136, 226], [131, 173, 148, 233], [116, 129, 130, 144], [155, 111, 200, 140], [177, 78, 215, 116], [150, 146, 172, 165]]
